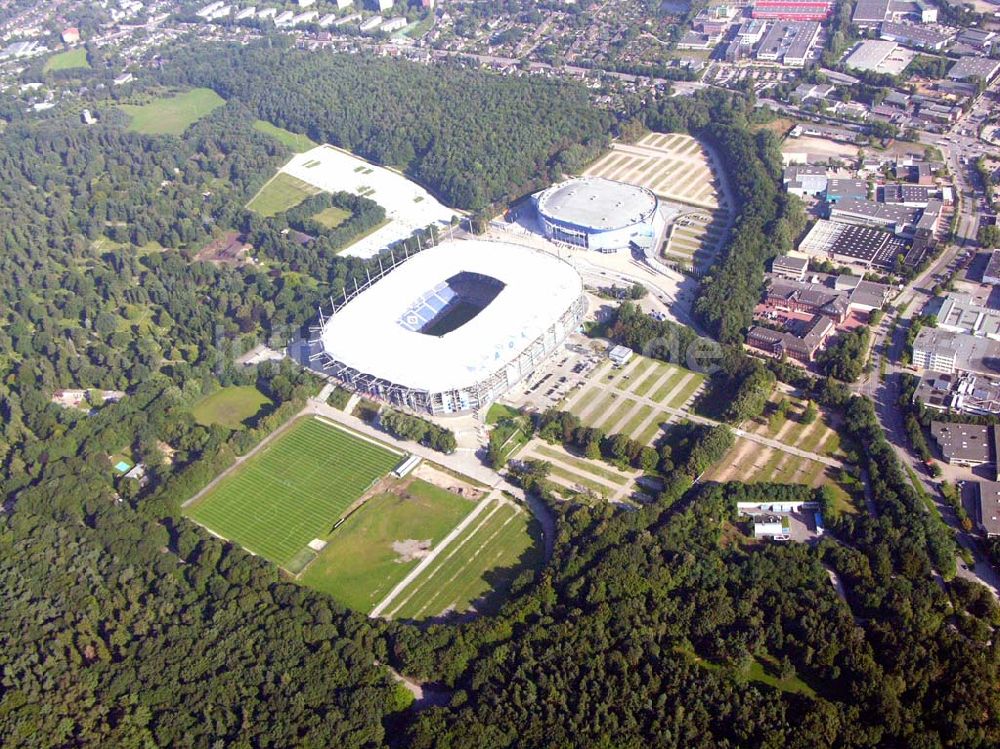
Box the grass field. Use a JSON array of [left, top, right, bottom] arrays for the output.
[[300, 479, 476, 612], [253, 120, 317, 153], [120, 88, 225, 135], [190, 386, 272, 429], [385, 500, 541, 620], [186, 418, 400, 567], [246, 172, 321, 216], [312, 205, 352, 229], [44, 48, 90, 72]]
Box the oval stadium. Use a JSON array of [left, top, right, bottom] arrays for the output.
[[534, 176, 665, 253], [317, 239, 587, 415]]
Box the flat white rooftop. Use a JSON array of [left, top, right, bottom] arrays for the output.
[[320, 239, 583, 393], [280, 144, 456, 258]]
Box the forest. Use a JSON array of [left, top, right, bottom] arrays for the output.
[[158, 40, 613, 212], [0, 41, 998, 748]]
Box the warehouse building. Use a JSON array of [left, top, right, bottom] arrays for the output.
[[911, 327, 1000, 376]]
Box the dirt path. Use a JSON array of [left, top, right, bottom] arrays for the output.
[[378, 662, 453, 709]]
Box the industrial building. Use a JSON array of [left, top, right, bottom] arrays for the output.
[[878, 21, 954, 51], [534, 177, 665, 253], [930, 422, 996, 468], [880, 184, 933, 207], [825, 179, 868, 203], [976, 482, 1000, 537], [911, 327, 1000, 376], [948, 56, 1000, 82], [983, 250, 1000, 286], [828, 199, 921, 234], [852, 0, 937, 27], [797, 219, 909, 270], [929, 293, 1000, 340], [914, 372, 1000, 417], [771, 254, 809, 280], [844, 40, 899, 72], [755, 21, 821, 66], [783, 165, 828, 197], [751, 0, 832, 21]]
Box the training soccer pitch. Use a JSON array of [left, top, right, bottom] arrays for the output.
[[44, 48, 90, 72], [190, 385, 272, 430], [299, 479, 477, 612], [185, 418, 401, 567], [120, 88, 225, 136], [246, 172, 321, 216], [252, 120, 318, 153], [382, 500, 541, 621]]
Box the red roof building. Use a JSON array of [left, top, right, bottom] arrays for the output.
[[751, 1, 833, 21], [61, 27, 80, 44]]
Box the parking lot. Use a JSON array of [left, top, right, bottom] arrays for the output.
[[504, 334, 606, 413]]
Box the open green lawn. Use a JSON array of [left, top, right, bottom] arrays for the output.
[[246, 172, 321, 216], [186, 418, 400, 567], [44, 48, 90, 72], [252, 120, 318, 153], [120, 88, 225, 135], [300, 479, 476, 612], [312, 205, 352, 229], [486, 402, 521, 425], [190, 385, 272, 429], [386, 501, 541, 620]]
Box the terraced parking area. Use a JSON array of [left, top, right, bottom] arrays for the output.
[[703, 392, 853, 507], [584, 132, 731, 273], [520, 440, 638, 501], [585, 133, 726, 211], [564, 355, 707, 446], [661, 211, 729, 273]]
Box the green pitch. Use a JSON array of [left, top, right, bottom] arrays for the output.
[[190, 385, 272, 430], [120, 88, 225, 135], [44, 48, 90, 73], [385, 501, 542, 621], [246, 172, 320, 216], [186, 418, 400, 567], [300, 479, 476, 612], [252, 120, 318, 153]]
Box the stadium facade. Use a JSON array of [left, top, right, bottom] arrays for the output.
[[316, 239, 586, 415], [534, 176, 665, 253]]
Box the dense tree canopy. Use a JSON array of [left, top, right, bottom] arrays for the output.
[[163, 42, 613, 211]]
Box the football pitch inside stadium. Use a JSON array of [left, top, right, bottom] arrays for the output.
[[185, 417, 401, 567]]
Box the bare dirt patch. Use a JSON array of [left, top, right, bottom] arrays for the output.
[[392, 539, 432, 563], [413, 463, 486, 500]]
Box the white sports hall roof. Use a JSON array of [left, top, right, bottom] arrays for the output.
[[319, 239, 583, 393], [535, 176, 658, 231]]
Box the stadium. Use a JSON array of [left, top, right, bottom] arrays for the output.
[[316, 239, 586, 415], [534, 176, 666, 253]]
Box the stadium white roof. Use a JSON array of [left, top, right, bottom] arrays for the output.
[[319, 240, 584, 393], [536, 177, 658, 231]]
